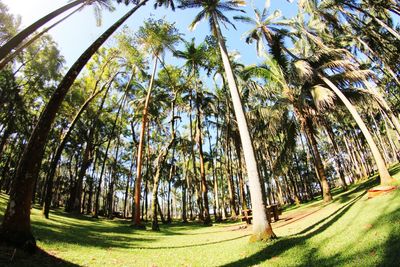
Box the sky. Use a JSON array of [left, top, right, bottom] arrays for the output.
[[3, 0, 298, 68]]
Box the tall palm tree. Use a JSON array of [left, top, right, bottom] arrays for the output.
[[0, 0, 115, 62], [178, 0, 276, 241], [174, 39, 212, 224], [0, 0, 149, 250], [132, 19, 181, 228]]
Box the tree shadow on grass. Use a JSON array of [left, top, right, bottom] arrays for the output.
[[332, 177, 379, 204], [0, 244, 80, 267], [134, 234, 250, 250], [32, 216, 153, 249], [388, 163, 400, 176], [222, 191, 367, 267]]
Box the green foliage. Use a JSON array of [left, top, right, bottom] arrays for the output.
[[0, 0, 20, 46]]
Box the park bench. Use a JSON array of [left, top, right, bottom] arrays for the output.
[[241, 204, 280, 225], [241, 209, 253, 224]]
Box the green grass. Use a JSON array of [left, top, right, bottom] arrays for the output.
[[1, 167, 400, 266]]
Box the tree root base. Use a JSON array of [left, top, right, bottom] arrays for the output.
[[368, 185, 397, 198], [249, 228, 277, 243], [130, 224, 146, 230], [0, 228, 37, 254]]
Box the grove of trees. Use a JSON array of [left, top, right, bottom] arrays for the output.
[[0, 0, 399, 251]]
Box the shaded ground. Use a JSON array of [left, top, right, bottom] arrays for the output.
[[0, 166, 399, 266], [0, 245, 79, 267]]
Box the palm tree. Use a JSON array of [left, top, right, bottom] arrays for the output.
[[260, 7, 394, 186], [0, 0, 148, 250], [0, 0, 115, 62], [292, 47, 394, 185], [174, 39, 212, 224], [132, 19, 181, 228], [233, 5, 298, 58], [244, 52, 333, 203], [178, 0, 276, 241]]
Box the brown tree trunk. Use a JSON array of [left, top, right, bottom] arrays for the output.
[[324, 123, 348, 190], [195, 91, 211, 225], [133, 56, 158, 227], [303, 118, 332, 202]]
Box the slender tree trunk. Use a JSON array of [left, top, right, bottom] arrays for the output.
[[87, 151, 97, 214], [324, 123, 348, 190], [0, 5, 83, 69], [213, 17, 275, 240], [68, 139, 93, 213], [195, 91, 211, 225], [108, 135, 121, 219], [303, 117, 332, 202], [321, 76, 394, 184], [343, 132, 363, 180], [188, 91, 202, 220], [233, 134, 247, 210], [182, 158, 189, 222], [0, 0, 85, 62], [207, 123, 220, 221], [133, 56, 158, 227], [151, 136, 174, 230]]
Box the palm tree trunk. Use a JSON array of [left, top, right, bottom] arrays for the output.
[[108, 135, 121, 219], [0, 1, 146, 249], [320, 75, 394, 184], [195, 91, 211, 225], [94, 93, 127, 217], [234, 136, 247, 210], [133, 56, 158, 227], [0, 0, 86, 62], [213, 16, 275, 241], [86, 151, 97, 214], [324, 123, 348, 190], [303, 117, 332, 202], [151, 139, 174, 231], [0, 4, 82, 69], [207, 123, 220, 221], [225, 131, 237, 217]]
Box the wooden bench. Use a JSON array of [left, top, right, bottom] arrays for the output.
[[241, 204, 280, 225], [266, 204, 280, 222], [241, 209, 253, 224]]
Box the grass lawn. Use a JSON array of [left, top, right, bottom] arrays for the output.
[[1, 167, 400, 266]]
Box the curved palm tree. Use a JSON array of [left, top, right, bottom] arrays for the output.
[[0, 0, 115, 62], [262, 8, 395, 185], [301, 1, 400, 135], [293, 48, 394, 185], [0, 0, 151, 250], [178, 0, 276, 241]]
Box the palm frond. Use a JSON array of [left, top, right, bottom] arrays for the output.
[[310, 84, 336, 110], [294, 60, 314, 80]]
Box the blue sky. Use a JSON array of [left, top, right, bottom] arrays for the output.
[[3, 0, 298, 68]]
